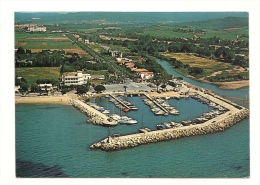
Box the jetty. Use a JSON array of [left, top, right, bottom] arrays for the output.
[[70, 99, 117, 126], [109, 94, 138, 111], [143, 94, 169, 113]]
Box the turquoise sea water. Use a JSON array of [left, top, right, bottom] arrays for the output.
[[15, 59, 249, 178]]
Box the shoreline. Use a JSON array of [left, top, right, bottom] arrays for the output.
[[15, 95, 76, 105], [185, 74, 249, 90]]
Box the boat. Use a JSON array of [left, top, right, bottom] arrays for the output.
[[156, 124, 164, 130], [110, 114, 121, 121], [125, 119, 137, 124], [129, 106, 138, 110], [102, 110, 110, 114], [123, 107, 129, 112], [144, 127, 151, 132], [163, 122, 172, 129], [118, 116, 137, 124], [181, 120, 192, 126], [139, 128, 148, 133], [154, 110, 165, 115], [169, 109, 179, 115]]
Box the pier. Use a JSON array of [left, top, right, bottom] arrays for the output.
[[71, 99, 117, 126], [109, 94, 138, 111], [143, 94, 169, 113]]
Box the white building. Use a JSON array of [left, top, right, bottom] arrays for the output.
[[140, 72, 154, 79], [28, 26, 47, 32], [61, 71, 91, 86]]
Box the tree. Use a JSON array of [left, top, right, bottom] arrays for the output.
[[94, 85, 106, 93], [76, 85, 89, 94], [61, 88, 69, 95], [19, 81, 29, 92], [160, 84, 166, 89], [30, 83, 40, 92], [17, 47, 25, 54]]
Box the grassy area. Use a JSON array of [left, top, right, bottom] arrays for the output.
[[15, 67, 60, 85], [143, 26, 195, 39], [206, 71, 249, 82], [15, 39, 78, 49], [83, 70, 108, 76], [15, 32, 93, 57], [199, 28, 248, 41], [142, 26, 248, 40], [162, 52, 234, 77]]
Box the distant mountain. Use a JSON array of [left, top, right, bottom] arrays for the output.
[[15, 12, 248, 24]]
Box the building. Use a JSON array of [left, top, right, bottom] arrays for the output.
[[109, 50, 123, 58], [28, 26, 46, 32], [61, 71, 91, 86], [140, 72, 154, 79]]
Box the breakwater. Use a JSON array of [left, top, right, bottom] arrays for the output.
[[70, 99, 117, 126], [90, 108, 249, 151]]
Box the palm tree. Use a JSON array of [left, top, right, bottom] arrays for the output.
[[123, 86, 127, 92]]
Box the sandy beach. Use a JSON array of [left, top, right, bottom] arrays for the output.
[[15, 94, 77, 105]]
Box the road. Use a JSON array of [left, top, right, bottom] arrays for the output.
[[104, 80, 156, 92]]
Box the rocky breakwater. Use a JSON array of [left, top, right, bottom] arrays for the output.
[[90, 108, 249, 151], [70, 99, 116, 126]]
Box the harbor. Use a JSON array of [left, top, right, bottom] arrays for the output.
[[90, 108, 249, 151], [66, 75, 250, 151], [88, 87, 249, 151]]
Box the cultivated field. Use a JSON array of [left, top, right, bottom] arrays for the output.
[[15, 67, 60, 85], [15, 32, 92, 57], [162, 52, 234, 76]]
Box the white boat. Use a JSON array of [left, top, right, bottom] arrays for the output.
[[125, 119, 137, 124], [102, 110, 110, 114], [169, 109, 179, 115], [154, 110, 165, 115], [110, 114, 121, 121]]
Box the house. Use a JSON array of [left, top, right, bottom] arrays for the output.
[[125, 62, 135, 69], [83, 73, 91, 80], [109, 50, 123, 58], [28, 26, 46, 32], [140, 72, 154, 79], [61, 71, 85, 86]]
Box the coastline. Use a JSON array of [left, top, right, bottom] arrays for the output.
[[212, 80, 249, 90], [186, 74, 249, 90], [15, 94, 77, 105]]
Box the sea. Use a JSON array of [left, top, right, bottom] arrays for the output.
[[15, 59, 250, 178]]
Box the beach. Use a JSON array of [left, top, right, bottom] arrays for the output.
[[15, 94, 77, 105]]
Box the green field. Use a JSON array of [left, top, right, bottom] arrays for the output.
[[15, 32, 79, 49], [142, 26, 248, 41], [15, 32, 93, 57], [15, 67, 60, 85], [15, 40, 79, 49]]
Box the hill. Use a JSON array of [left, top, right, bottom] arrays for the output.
[[174, 16, 248, 29], [15, 12, 248, 24]]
